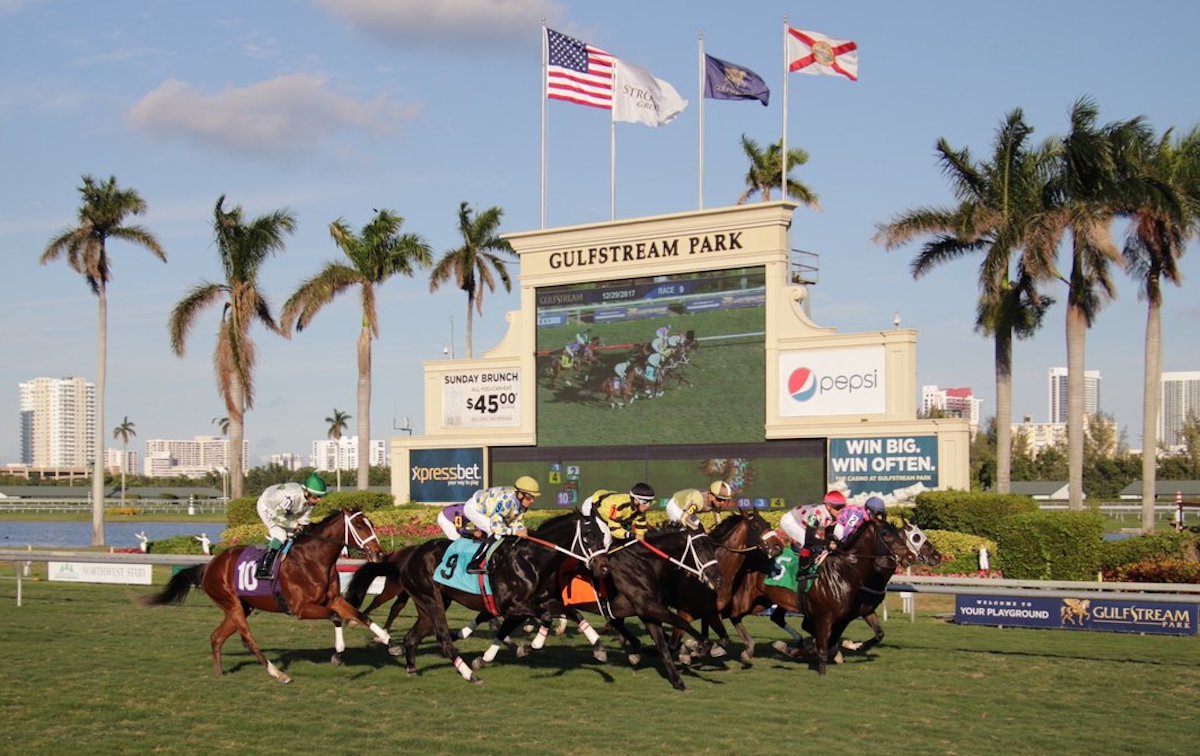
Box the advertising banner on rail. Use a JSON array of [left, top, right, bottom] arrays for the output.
[[827, 435, 938, 498], [955, 595, 1197, 636], [409, 447, 484, 503]]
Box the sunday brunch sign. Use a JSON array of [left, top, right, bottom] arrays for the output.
[[441, 369, 521, 429]]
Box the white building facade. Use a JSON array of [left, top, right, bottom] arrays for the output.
[[18, 377, 95, 467], [1160, 371, 1200, 449], [142, 436, 248, 478], [310, 438, 387, 471], [104, 447, 138, 474], [920, 384, 982, 435], [270, 452, 304, 471], [1047, 367, 1101, 423]]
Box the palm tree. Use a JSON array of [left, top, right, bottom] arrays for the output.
[[736, 134, 820, 208], [168, 196, 296, 499], [282, 209, 432, 490], [1030, 98, 1149, 510], [325, 408, 351, 492], [211, 416, 230, 435], [429, 202, 516, 359], [1120, 125, 1200, 530], [41, 175, 165, 546], [875, 110, 1053, 494], [112, 416, 136, 509]]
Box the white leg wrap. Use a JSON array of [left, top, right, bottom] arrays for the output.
[[334, 625, 346, 653], [459, 620, 478, 639], [531, 626, 549, 650], [483, 644, 501, 662], [578, 620, 600, 645], [453, 656, 473, 680], [369, 622, 391, 644]]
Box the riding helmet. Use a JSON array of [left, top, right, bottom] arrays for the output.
[[864, 496, 886, 514], [630, 482, 656, 504], [709, 480, 733, 501], [822, 490, 847, 507], [514, 475, 541, 497], [302, 473, 329, 498]]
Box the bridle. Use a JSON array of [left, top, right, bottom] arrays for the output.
[[301, 510, 380, 557], [614, 531, 719, 586], [519, 515, 607, 568]]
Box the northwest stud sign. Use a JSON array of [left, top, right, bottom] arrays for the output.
[[441, 370, 521, 429]]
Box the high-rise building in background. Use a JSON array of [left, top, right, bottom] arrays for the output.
[[1047, 367, 1101, 423], [920, 385, 982, 435], [310, 437, 387, 471], [143, 436, 247, 478], [18, 377, 95, 467], [270, 452, 304, 471], [1160, 371, 1200, 449], [104, 447, 138, 474]]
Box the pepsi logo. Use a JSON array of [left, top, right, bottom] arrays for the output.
[[787, 368, 818, 402]]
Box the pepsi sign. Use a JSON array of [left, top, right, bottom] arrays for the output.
[[778, 347, 886, 417]]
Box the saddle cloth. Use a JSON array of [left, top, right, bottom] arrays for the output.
[[433, 539, 494, 595]]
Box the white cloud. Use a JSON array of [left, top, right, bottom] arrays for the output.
[[126, 74, 420, 155], [313, 0, 563, 48]]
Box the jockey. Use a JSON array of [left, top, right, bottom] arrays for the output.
[[255, 473, 328, 579], [666, 480, 736, 530], [831, 501, 870, 547], [593, 482, 656, 546], [644, 352, 664, 397], [437, 502, 482, 541], [463, 476, 541, 574], [778, 490, 847, 573]]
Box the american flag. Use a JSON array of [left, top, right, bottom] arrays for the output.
[[545, 28, 614, 110]]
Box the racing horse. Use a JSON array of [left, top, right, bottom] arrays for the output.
[[668, 512, 784, 664], [829, 520, 943, 658], [538, 527, 723, 691], [377, 512, 606, 685], [600, 364, 643, 409], [140, 508, 393, 684], [546, 336, 601, 388]]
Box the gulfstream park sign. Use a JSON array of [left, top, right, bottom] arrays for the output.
[[547, 232, 743, 270]]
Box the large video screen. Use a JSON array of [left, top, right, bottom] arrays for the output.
[[534, 267, 765, 447]]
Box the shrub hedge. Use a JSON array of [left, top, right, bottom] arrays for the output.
[[993, 511, 1106, 580], [911, 491, 1038, 539], [1097, 530, 1199, 575]]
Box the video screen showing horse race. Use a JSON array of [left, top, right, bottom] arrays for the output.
[[534, 266, 766, 447]]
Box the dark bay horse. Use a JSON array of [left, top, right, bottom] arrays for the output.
[[830, 520, 943, 658], [376, 512, 605, 685], [546, 527, 723, 691], [669, 513, 783, 663], [140, 508, 392, 684]]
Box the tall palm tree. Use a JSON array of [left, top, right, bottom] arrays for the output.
[[112, 416, 136, 509], [1120, 125, 1200, 530], [168, 196, 296, 499], [325, 408, 351, 492], [736, 134, 820, 208], [41, 175, 165, 546], [1030, 98, 1149, 510], [282, 209, 432, 490], [429, 202, 516, 359], [875, 110, 1053, 494]]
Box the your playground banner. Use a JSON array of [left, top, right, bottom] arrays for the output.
[[955, 595, 1197, 636]]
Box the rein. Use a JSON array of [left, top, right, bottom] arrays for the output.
[[300, 510, 380, 558], [626, 532, 717, 581], [522, 519, 604, 566]]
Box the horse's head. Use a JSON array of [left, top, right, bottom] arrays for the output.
[[690, 533, 723, 591], [341, 508, 384, 563], [577, 513, 611, 578], [869, 519, 911, 569], [741, 512, 785, 558], [901, 521, 942, 567]]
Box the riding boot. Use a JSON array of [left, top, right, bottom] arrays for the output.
[[466, 538, 492, 574], [256, 547, 280, 580]]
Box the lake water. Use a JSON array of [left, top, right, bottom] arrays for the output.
[[0, 521, 226, 549]]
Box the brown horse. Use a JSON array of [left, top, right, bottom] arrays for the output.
[[600, 365, 642, 409], [140, 508, 394, 684]]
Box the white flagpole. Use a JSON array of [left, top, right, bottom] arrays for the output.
[[781, 18, 789, 202], [540, 23, 547, 229], [698, 33, 704, 210], [610, 117, 617, 221]]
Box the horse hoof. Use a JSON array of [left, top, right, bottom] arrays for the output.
[[771, 640, 790, 656], [678, 652, 692, 666], [740, 651, 753, 664], [471, 658, 485, 671], [627, 653, 641, 667], [841, 640, 863, 651], [331, 653, 344, 667], [469, 677, 484, 687], [406, 667, 418, 677], [833, 651, 845, 665], [276, 675, 292, 685], [593, 647, 608, 664], [709, 645, 727, 659], [387, 644, 403, 657]]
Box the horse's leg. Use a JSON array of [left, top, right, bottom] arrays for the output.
[[306, 596, 397, 653], [609, 618, 645, 667], [402, 611, 434, 676], [383, 594, 410, 632], [417, 595, 480, 685], [644, 620, 687, 692], [216, 606, 290, 684], [473, 615, 525, 670], [459, 610, 492, 639], [732, 616, 756, 664], [564, 608, 607, 663], [814, 615, 833, 676], [330, 616, 346, 666], [769, 604, 807, 657]]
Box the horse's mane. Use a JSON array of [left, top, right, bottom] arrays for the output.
[[707, 513, 743, 542], [530, 510, 579, 534]]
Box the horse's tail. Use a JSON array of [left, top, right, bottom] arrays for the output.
[[138, 564, 204, 607], [344, 559, 401, 608]]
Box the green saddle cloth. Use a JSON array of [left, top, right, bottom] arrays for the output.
[[765, 549, 819, 594]]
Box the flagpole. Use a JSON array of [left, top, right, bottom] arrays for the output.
[[697, 33, 704, 210], [540, 22, 547, 229], [610, 118, 617, 221], [781, 17, 789, 202]]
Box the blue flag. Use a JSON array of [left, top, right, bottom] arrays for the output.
[[704, 54, 769, 106]]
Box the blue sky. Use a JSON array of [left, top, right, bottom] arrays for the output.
[[3, 0, 1198, 465]]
